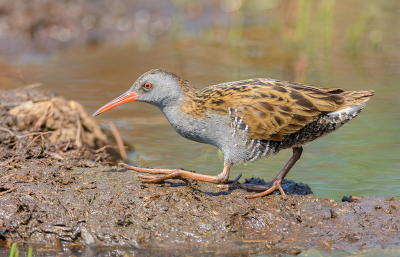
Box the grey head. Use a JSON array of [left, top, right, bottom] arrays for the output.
[[130, 69, 188, 109], [93, 69, 190, 117]]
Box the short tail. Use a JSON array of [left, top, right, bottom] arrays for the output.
[[327, 90, 374, 124], [340, 90, 375, 105]]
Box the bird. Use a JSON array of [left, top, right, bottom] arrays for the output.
[[93, 69, 374, 198]]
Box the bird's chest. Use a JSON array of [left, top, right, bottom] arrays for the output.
[[164, 110, 235, 146], [181, 115, 230, 144], [173, 120, 210, 144]]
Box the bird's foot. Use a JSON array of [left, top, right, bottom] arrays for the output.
[[119, 163, 191, 184], [217, 179, 286, 199], [119, 163, 230, 185]]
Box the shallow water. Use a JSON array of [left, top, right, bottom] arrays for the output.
[[1, 1, 399, 201], [2, 244, 400, 257]]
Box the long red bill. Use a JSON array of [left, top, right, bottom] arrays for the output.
[[93, 91, 139, 117]]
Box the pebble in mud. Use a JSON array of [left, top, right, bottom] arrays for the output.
[[80, 226, 96, 246]]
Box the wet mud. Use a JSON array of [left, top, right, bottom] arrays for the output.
[[1, 88, 400, 256]]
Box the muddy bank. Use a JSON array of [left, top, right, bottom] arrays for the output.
[[1, 162, 400, 254], [1, 87, 400, 255]]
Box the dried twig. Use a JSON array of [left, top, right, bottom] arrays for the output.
[[56, 186, 74, 218], [56, 116, 65, 136], [23, 134, 42, 150], [44, 151, 64, 160], [94, 145, 112, 153], [32, 101, 51, 131], [143, 193, 165, 207], [0, 127, 16, 137], [94, 145, 128, 154], [62, 139, 72, 152], [75, 111, 82, 147], [0, 187, 17, 197], [97, 119, 127, 159], [22, 131, 58, 155], [0, 126, 57, 139], [0, 158, 15, 167], [0, 172, 16, 181]]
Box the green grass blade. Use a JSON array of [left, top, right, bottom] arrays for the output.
[[9, 243, 16, 257]]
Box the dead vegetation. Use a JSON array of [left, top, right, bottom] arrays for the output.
[[0, 84, 128, 170]]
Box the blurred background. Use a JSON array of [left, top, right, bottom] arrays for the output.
[[0, 0, 398, 200]]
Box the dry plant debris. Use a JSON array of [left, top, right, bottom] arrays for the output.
[[0, 85, 127, 170]]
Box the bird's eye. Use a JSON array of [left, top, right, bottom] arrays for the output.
[[144, 82, 152, 89]]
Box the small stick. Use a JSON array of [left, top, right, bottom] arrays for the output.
[[94, 145, 127, 153], [19, 131, 53, 138], [23, 131, 57, 151], [75, 112, 82, 147], [0, 172, 16, 181], [23, 134, 42, 150], [44, 151, 64, 160], [56, 117, 65, 137], [62, 139, 72, 152], [94, 145, 112, 153], [32, 101, 51, 131], [143, 193, 164, 207], [0, 187, 17, 197], [0, 127, 16, 137], [56, 187, 74, 218], [0, 158, 15, 167], [97, 119, 127, 159], [0, 126, 58, 139]]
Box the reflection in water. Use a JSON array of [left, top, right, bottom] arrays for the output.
[[1, 1, 399, 202]]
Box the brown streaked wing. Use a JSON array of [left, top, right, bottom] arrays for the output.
[[224, 81, 345, 141]]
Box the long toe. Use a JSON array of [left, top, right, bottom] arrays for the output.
[[138, 172, 181, 183], [120, 163, 232, 185], [245, 179, 286, 199]]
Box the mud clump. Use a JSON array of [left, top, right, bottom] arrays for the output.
[[1, 87, 400, 255]]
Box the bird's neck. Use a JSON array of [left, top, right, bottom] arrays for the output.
[[179, 80, 200, 102], [159, 80, 200, 114], [177, 83, 212, 118]]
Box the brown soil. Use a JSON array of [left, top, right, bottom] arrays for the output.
[[1, 88, 400, 256]]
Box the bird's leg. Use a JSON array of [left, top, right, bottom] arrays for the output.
[[120, 163, 231, 185], [246, 146, 302, 198], [219, 147, 303, 198]]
